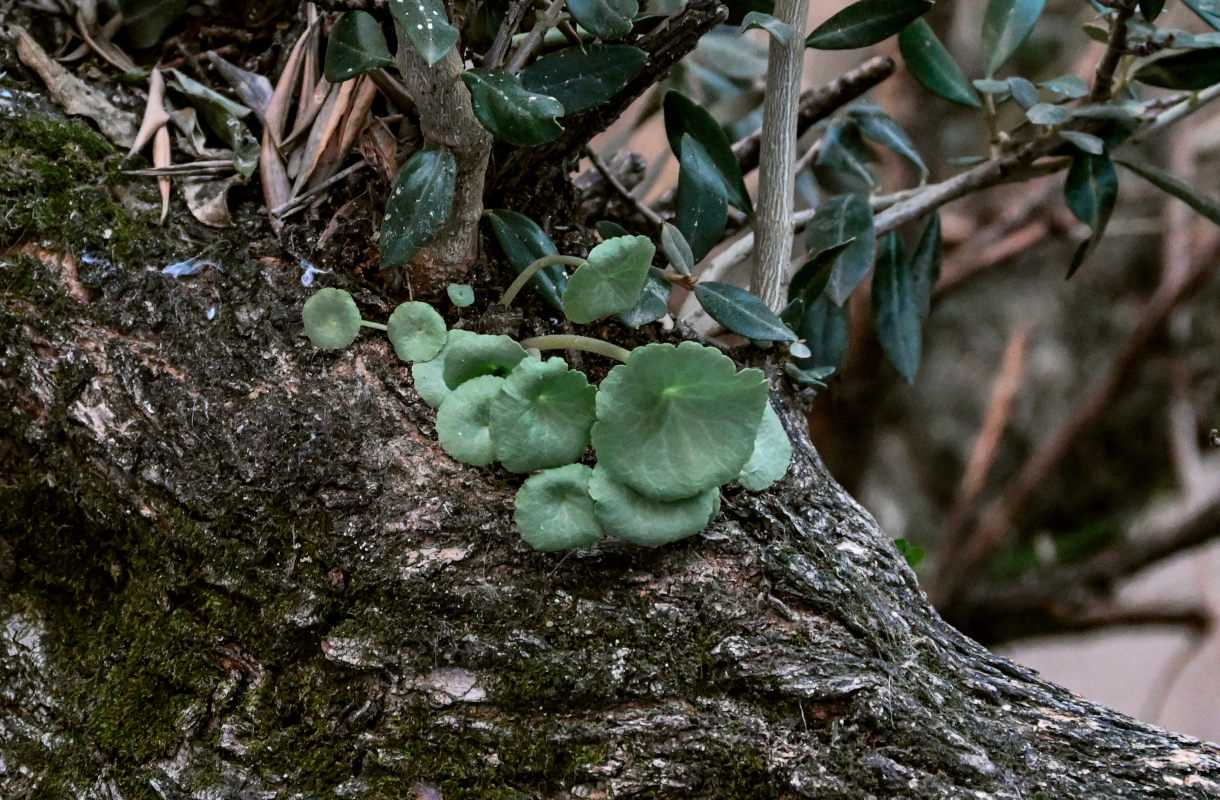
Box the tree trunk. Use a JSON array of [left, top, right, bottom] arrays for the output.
[[3, 124, 1220, 800]]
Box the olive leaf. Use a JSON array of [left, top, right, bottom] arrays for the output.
[[806, 0, 934, 50], [898, 19, 980, 107], [1063, 152, 1118, 277], [664, 91, 752, 214], [871, 232, 921, 382], [486, 209, 567, 309], [674, 134, 728, 263], [982, 0, 1047, 78], [567, 0, 638, 40], [693, 282, 797, 341], [805, 193, 875, 306]]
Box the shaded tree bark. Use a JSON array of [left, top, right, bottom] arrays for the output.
[[3, 124, 1220, 800]]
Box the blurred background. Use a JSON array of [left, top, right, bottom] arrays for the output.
[[594, 0, 1220, 742]]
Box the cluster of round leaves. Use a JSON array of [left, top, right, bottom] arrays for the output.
[[301, 265, 793, 553]]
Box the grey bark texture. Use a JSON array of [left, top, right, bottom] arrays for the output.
[[3, 130, 1220, 800]]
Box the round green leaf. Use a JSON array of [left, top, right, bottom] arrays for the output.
[[491, 358, 596, 473], [462, 68, 564, 147], [387, 301, 447, 362], [618, 268, 671, 328], [412, 330, 524, 408], [447, 283, 475, 307], [435, 375, 505, 466], [388, 0, 459, 66], [519, 45, 646, 115], [592, 342, 768, 501], [302, 288, 362, 350], [380, 148, 457, 270], [514, 465, 604, 551], [567, 0, 638, 40], [589, 465, 720, 546], [897, 19, 980, 107], [805, 0, 934, 50], [563, 235, 655, 324], [732, 402, 790, 490], [693, 282, 797, 341], [324, 11, 394, 82]]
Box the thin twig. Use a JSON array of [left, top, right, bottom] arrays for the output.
[[505, 0, 566, 73], [1090, 0, 1137, 103], [272, 161, 366, 218], [485, 0, 531, 69], [584, 146, 664, 228]]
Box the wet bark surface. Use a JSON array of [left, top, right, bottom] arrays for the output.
[[2, 109, 1220, 800]]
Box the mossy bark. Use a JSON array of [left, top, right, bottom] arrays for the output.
[[3, 114, 1220, 800]]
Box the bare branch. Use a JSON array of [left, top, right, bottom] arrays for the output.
[[1089, 0, 1138, 104]]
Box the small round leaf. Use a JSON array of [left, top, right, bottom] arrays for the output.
[[563, 235, 655, 324], [592, 342, 768, 501], [514, 464, 604, 551], [387, 301, 447, 362], [411, 329, 479, 407], [589, 465, 720, 546], [447, 283, 475, 307], [736, 402, 792, 491], [302, 288, 362, 349], [435, 375, 505, 466], [442, 333, 528, 389], [491, 358, 596, 473]]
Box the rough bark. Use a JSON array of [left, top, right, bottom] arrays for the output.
[[3, 126, 1220, 800]]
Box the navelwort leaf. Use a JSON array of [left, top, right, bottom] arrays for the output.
[[519, 45, 646, 115], [806, 0, 933, 50], [388, 0, 459, 66], [514, 465, 604, 551], [447, 283, 475, 307], [412, 330, 527, 408], [462, 68, 564, 147], [486, 209, 567, 309], [387, 301, 446, 362], [872, 231, 921, 382], [589, 465, 721, 546], [563, 235, 655, 324], [618, 268, 671, 328], [302, 288, 362, 350], [380, 147, 457, 270], [491, 357, 596, 473], [736, 402, 792, 491], [693, 282, 797, 341], [324, 11, 394, 82], [982, 0, 1047, 77], [592, 342, 768, 501], [567, 0, 638, 40], [435, 375, 505, 466], [898, 19, 980, 107], [674, 134, 729, 263]]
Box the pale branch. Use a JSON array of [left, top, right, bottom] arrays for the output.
[[751, 0, 810, 313]]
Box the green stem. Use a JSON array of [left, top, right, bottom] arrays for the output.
[[499, 254, 585, 307], [360, 320, 388, 332], [520, 335, 632, 363]]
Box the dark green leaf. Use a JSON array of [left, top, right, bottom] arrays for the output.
[[804, 193, 875, 306], [1059, 130, 1104, 155], [664, 91, 752, 214], [567, 0, 638, 40], [694, 282, 797, 341], [872, 232, 921, 382], [596, 220, 630, 239], [674, 134, 729, 263], [784, 363, 835, 389], [463, 68, 564, 146], [741, 11, 794, 46], [723, 0, 774, 26], [1184, 0, 1220, 30], [1063, 152, 1118, 277], [794, 294, 849, 368], [849, 103, 927, 176], [1140, 0, 1165, 22], [805, 0, 934, 50], [519, 45, 646, 115], [120, 0, 187, 49], [780, 298, 804, 328], [380, 147, 457, 270], [816, 120, 876, 187], [895, 538, 926, 568], [324, 11, 394, 82], [563, 235, 656, 324], [1133, 48, 1220, 90], [1116, 159, 1220, 226], [388, 0, 459, 66], [1038, 74, 1089, 98], [618, 268, 671, 327], [486, 209, 567, 309], [911, 213, 941, 319], [982, 0, 1047, 77], [788, 238, 856, 305], [898, 19, 981, 107]]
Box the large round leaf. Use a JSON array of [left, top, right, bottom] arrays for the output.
[[302, 288, 361, 350], [380, 148, 457, 270], [462, 68, 564, 147], [563, 235, 655, 324], [514, 465, 604, 551], [324, 11, 394, 82], [589, 465, 720, 546], [412, 330, 525, 408], [592, 342, 768, 501], [519, 45, 646, 115], [387, 301, 447, 362], [491, 357, 596, 473], [736, 402, 792, 491], [435, 375, 505, 466]]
